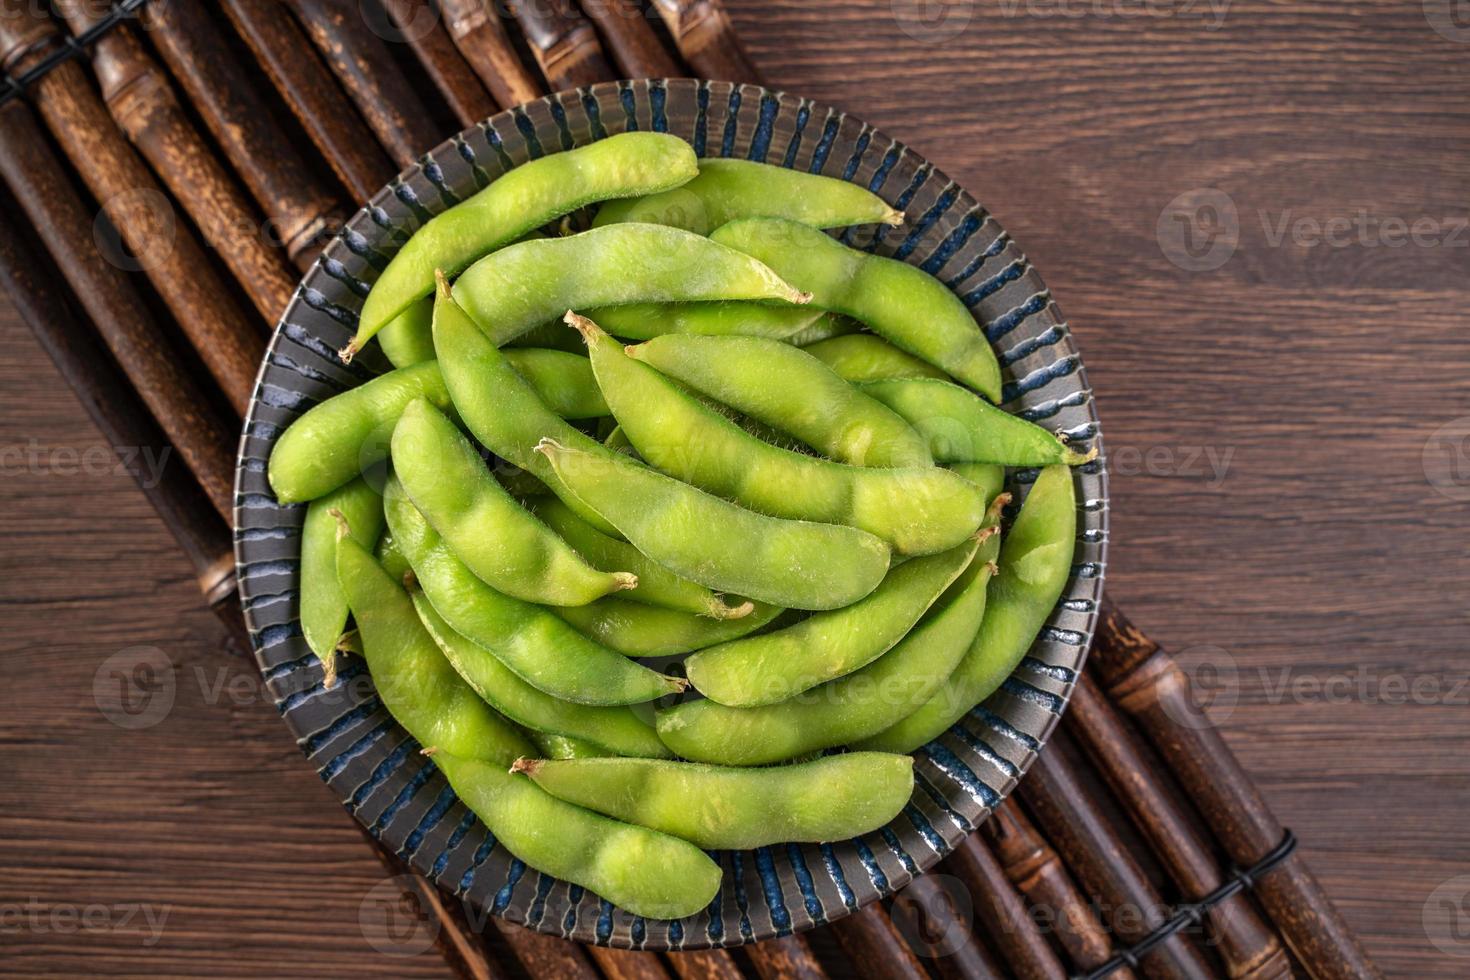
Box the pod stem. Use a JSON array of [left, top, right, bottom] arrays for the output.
[[563, 310, 602, 343], [1063, 444, 1100, 466], [882, 207, 906, 227], [327, 507, 350, 542], [420, 746, 439, 757], [611, 572, 639, 592], [986, 493, 1014, 522], [337, 340, 360, 364], [509, 757, 542, 776], [706, 597, 756, 621]]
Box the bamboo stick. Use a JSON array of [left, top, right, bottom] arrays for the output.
[[494, 921, 601, 978], [744, 935, 828, 980], [0, 5, 263, 416], [982, 799, 1136, 978], [138, 0, 342, 268], [591, 946, 673, 980], [380, 0, 499, 123], [439, 0, 544, 108], [1067, 670, 1293, 979], [667, 948, 745, 980], [828, 904, 927, 980], [944, 835, 1068, 979], [287, 0, 444, 167], [892, 872, 1005, 980], [510, 0, 616, 90], [578, 0, 682, 79], [218, 0, 394, 204], [648, 0, 756, 84], [0, 98, 238, 520], [1018, 731, 1218, 980], [1092, 600, 1382, 980], [53, 0, 296, 323]]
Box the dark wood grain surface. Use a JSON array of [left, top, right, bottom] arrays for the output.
[[1, 1, 1466, 976]]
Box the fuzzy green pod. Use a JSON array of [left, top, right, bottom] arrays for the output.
[[300, 478, 384, 660], [513, 752, 915, 849], [593, 157, 903, 235], [802, 334, 950, 383], [586, 302, 835, 342], [557, 597, 785, 658]]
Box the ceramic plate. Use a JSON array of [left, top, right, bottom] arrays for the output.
[[234, 78, 1108, 950]]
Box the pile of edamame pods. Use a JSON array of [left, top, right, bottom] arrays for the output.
[[270, 132, 1093, 921]]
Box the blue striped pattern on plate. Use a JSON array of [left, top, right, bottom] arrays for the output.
[[233, 78, 1108, 950]]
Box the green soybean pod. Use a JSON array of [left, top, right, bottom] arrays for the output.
[[378, 297, 436, 368], [802, 333, 949, 383], [352, 132, 699, 354], [574, 313, 982, 556], [860, 378, 1095, 467], [432, 750, 722, 920], [268, 361, 451, 504], [557, 598, 785, 658], [300, 478, 385, 660], [856, 464, 1077, 753], [411, 591, 671, 759], [384, 476, 684, 705], [593, 158, 904, 235], [684, 530, 991, 706], [713, 217, 1001, 399], [391, 399, 634, 606], [536, 437, 891, 611], [532, 497, 753, 620], [511, 752, 915, 850], [628, 334, 932, 468], [334, 524, 532, 761], [376, 530, 410, 582], [586, 302, 834, 342], [451, 223, 809, 347], [655, 529, 998, 766]]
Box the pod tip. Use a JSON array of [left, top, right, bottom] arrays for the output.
[[612, 572, 639, 592], [532, 436, 566, 459], [883, 207, 906, 227], [1063, 444, 1099, 466], [509, 757, 540, 776], [563, 310, 599, 341], [421, 746, 438, 757], [327, 507, 349, 541], [337, 341, 359, 364], [710, 599, 756, 621]]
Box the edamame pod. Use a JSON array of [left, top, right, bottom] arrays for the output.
[[950, 462, 1007, 508], [433, 751, 722, 920], [452, 223, 809, 347], [378, 297, 436, 368], [384, 476, 684, 705], [353, 133, 700, 353], [268, 361, 451, 504], [392, 399, 634, 606], [592, 157, 903, 235], [512, 752, 915, 850], [268, 351, 608, 503], [656, 528, 999, 765], [586, 302, 834, 342], [557, 597, 785, 658], [628, 334, 932, 468], [802, 333, 949, 383], [333, 523, 531, 761], [713, 218, 1001, 399], [411, 592, 671, 759], [533, 497, 753, 620], [860, 378, 1094, 467], [856, 464, 1077, 753], [573, 313, 983, 556], [301, 478, 384, 660], [684, 530, 992, 706], [535, 438, 892, 611]]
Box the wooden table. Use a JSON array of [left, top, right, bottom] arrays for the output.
[[1, 1, 1465, 975]]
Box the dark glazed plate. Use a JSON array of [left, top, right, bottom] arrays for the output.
[[233, 79, 1108, 950]]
